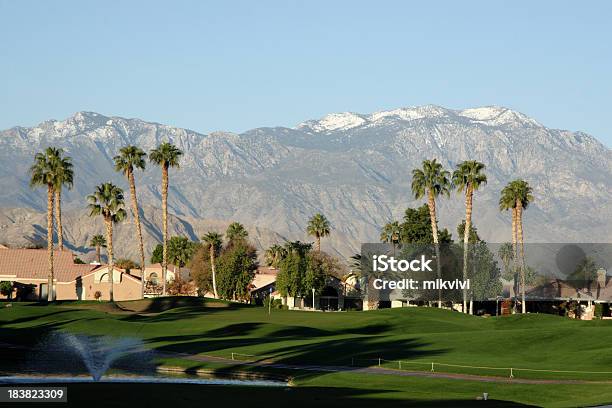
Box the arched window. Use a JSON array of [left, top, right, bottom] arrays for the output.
[[99, 273, 109, 283], [149, 272, 159, 286]]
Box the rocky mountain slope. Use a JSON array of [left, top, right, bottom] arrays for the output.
[[1, 105, 610, 260], [0, 206, 285, 263]]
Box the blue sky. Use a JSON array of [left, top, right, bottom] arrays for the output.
[[1, 0, 611, 146]]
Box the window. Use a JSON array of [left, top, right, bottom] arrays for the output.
[[149, 272, 159, 286]]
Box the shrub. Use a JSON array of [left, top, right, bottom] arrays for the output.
[[595, 303, 604, 319], [115, 258, 139, 272], [15, 283, 34, 301], [0, 281, 13, 299], [167, 278, 196, 296], [94, 290, 102, 301], [263, 297, 286, 310]]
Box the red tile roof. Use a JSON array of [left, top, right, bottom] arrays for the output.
[[0, 249, 96, 282]]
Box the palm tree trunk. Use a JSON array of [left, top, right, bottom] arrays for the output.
[[316, 236, 321, 253], [96, 245, 101, 264], [462, 185, 473, 313], [210, 246, 218, 299], [128, 170, 146, 299], [47, 184, 55, 302], [470, 242, 476, 315], [105, 217, 114, 302], [55, 189, 63, 251], [511, 207, 518, 311], [161, 164, 169, 296], [516, 201, 526, 314], [427, 190, 442, 308]]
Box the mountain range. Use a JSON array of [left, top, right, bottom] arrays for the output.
[[0, 105, 610, 262]]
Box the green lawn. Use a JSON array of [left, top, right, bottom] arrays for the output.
[[2, 298, 612, 407]]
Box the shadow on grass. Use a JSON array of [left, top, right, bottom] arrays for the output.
[[2, 301, 447, 386], [146, 320, 448, 383]]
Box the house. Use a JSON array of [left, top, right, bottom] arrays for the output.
[[249, 266, 279, 304], [267, 270, 363, 311], [141, 263, 190, 284], [526, 269, 611, 302], [0, 247, 142, 301]]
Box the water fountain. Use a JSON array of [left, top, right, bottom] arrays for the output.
[[0, 331, 287, 387], [59, 333, 144, 381]]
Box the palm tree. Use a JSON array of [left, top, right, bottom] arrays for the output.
[[411, 159, 451, 307], [114, 145, 147, 298], [29, 147, 63, 301], [52, 151, 73, 251], [500, 179, 534, 313], [226, 222, 248, 242], [452, 160, 487, 313], [202, 231, 223, 298], [284, 240, 313, 256], [89, 234, 107, 264], [380, 221, 402, 256], [307, 213, 330, 252], [265, 244, 286, 268], [149, 142, 183, 296], [87, 183, 127, 302], [167, 236, 195, 281]]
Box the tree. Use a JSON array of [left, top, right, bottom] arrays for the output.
[[467, 242, 503, 304], [567, 257, 599, 299], [307, 213, 331, 252], [264, 244, 286, 268], [411, 159, 451, 308], [190, 245, 213, 296], [52, 151, 73, 251], [304, 252, 335, 295], [276, 245, 338, 307], [348, 253, 362, 277], [150, 244, 163, 264], [276, 249, 309, 300], [202, 231, 223, 298], [456, 220, 480, 243], [380, 220, 402, 255], [167, 236, 198, 279], [89, 234, 107, 264], [114, 145, 147, 298], [500, 179, 534, 313], [452, 160, 487, 313], [216, 240, 258, 301], [498, 242, 515, 293], [87, 182, 127, 302], [226, 222, 248, 243], [400, 205, 452, 244], [149, 142, 183, 296], [29, 147, 64, 301], [0, 281, 13, 299], [284, 241, 313, 257], [456, 221, 483, 314]]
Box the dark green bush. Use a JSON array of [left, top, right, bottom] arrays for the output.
[[594, 303, 604, 319]]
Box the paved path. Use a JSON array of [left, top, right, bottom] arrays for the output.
[[161, 352, 610, 385]]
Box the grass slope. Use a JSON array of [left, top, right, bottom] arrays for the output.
[[2, 299, 612, 407]]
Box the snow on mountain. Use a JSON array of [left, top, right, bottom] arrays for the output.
[[299, 105, 543, 133], [298, 112, 368, 132]]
